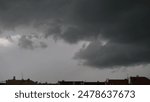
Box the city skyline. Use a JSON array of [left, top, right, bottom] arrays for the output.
[[1, 75, 150, 85]]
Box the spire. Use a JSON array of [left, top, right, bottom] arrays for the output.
[[13, 76, 16, 80]]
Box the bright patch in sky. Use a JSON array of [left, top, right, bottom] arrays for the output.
[[0, 37, 12, 47]]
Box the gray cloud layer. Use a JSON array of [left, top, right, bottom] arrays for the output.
[[0, 0, 150, 68]]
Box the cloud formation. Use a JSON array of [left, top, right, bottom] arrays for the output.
[[0, 0, 150, 68], [72, 0, 150, 68], [18, 35, 48, 49], [75, 41, 150, 68]]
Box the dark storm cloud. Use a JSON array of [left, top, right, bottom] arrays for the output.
[[69, 0, 150, 68], [0, 0, 71, 28], [0, 0, 150, 68], [67, 0, 150, 68], [75, 42, 150, 68], [62, 0, 150, 43]]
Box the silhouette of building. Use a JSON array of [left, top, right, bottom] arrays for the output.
[[58, 80, 84, 85], [130, 76, 150, 85], [6, 76, 37, 85], [106, 79, 129, 85], [58, 81, 106, 85], [1, 75, 150, 85]]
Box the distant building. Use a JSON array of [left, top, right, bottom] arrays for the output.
[[58, 80, 84, 85], [106, 79, 129, 85], [130, 76, 150, 85], [6, 76, 37, 85], [58, 81, 106, 85]]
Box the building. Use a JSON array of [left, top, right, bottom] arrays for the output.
[[58, 80, 84, 85], [106, 79, 129, 85], [6, 76, 37, 85], [130, 76, 150, 85]]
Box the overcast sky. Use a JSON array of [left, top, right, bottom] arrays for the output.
[[0, 0, 150, 82]]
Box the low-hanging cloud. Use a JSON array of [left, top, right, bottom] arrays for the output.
[[75, 41, 150, 68], [0, 0, 150, 68]]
